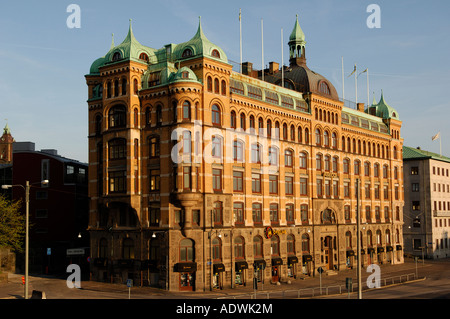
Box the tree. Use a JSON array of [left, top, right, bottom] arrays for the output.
[[0, 195, 24, 252]]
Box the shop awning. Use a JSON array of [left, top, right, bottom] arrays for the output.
[[213, 263, 225, 273], [377, 247, 385, 253], [272, 258, 283, 266], [386, 246, 393, 252], [253, 259, 266, 270], [302, 254, 313, 262], [288, 256, 299, 265], [174, 262, 197, 272], [396, 245, 402, 251], [367, 247, 375, 254], [235, 261, 248, 271], [346, 250, 355, 257]]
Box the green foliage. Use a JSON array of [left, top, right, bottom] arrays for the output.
[[0, 195, 24, 252]]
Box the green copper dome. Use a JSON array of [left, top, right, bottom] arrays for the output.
[[89, 21, 156, 75], [173, 17, 228, 63], [368, 91, 400, 120]]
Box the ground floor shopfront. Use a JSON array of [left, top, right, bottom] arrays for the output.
[[89, 223, 403, 291]]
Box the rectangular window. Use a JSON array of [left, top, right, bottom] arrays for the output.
[[286, 204, 294, 224], [269, 175, 278, 194], [212, 169, 222, 191], [233, 171, 244, 192], [149, 169, 160, 192], [252, 173, 261, 193], [301, 204, 308, 223], [344, 181, 350, 198], [270, 204, 279, 224], [183, 166, 191, 190], [412, 201, 420, 211], [285, 176, 294, 195], [412, 183, 419, 192], [300, 178, 308, 196], [316, 179, 323, 197], [324, 180, 331, 197], [233, 202, 244, 224], [252, 203, 262, 224], [333, 180, 339, 197], [109, 170, 126, 193], [411, 167, 419, 175]]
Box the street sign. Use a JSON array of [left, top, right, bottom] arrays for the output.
[[126, 279, 133, 288], [317, 267, 324, 274]]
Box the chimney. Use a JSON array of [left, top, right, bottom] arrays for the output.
[[269, 62, 279, 75], [357, 103, 365, 112], [242, 62, 253, 76]]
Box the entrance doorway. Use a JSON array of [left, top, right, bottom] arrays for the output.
[[179, 272, 195, 291], [272, 266, 279, 282], [324, 236, 333, 270]]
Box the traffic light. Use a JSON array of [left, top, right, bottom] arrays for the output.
[[22, 276, 25, 285]]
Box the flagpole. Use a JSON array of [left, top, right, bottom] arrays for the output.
[[367, 69, 370, 109], [342, 57, 345, 101], [239, 8, 242, 73], [281, 28, 284, 88], [355, 64, 357, 105], [261, 18, 264, 81]]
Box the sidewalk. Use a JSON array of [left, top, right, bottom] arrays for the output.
[[0, 258, 434, 299]]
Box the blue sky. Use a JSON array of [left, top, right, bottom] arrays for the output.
[[1, 0, 449, 163]]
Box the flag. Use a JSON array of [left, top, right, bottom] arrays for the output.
[[348, 64, 356, 77], [432, 132, 440, 141], [358, 68, 368, 77], [239, 8, 241, 21]]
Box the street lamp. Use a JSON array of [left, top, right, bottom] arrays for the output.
[[2, 179, 49, 299]]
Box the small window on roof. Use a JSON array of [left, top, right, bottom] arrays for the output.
[[182, 48, 193, 57], [212, 49, 220, 58], [319, 81, 330, 95], [139, 53, 149, 62], [112, 51, 122, 61]]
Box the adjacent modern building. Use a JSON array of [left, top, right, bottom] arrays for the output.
[[0, 127, 89, 276], [86, 16, 404, 291], [403, 146, 450, 259]]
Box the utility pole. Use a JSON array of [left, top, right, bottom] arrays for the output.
[[356, 178, 362, 299]]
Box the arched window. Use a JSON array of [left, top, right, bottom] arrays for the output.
[[267, 119, 272, 137], [234, 237, 245, 259], [121, 78, 127, 96], [214, 78, 220, 94], [319, 81, 330, 95], [287, 234, 295, 254], [112, 51, 122, 61], [156, 105, 162, 126], [139, 52, 149, 62], [304, 128, 309, 144], [324, 131, 330, 147], [230, 111, 237, 129], [253, 236, 263, 258], [207, 76, 213, 92], [212, 49, 220, 58], [283, 123, 288, 140], [290, 125, 295, 141], [284, 149, 293, 167], [180, 239, 194, 262], [269, 146, 278, 166], [211, 105, 221, 126], [345, 231, 352, 249], [145, 107, 151, 126], [123, 238, 134, 259], [251, 143, 262, 163], [240, 113, 246, 130], [133, 79, 138, 95], [183, 130, 191, 155], [108, 105, 126, 128], [114, 79, 119, 97], [212, 237, 222, 261], [299, 152, 308, 169], [301, 234, 310, 253], [95, 114, 102, 136], [221, 80, 226, 95], [315, 128, 322, 146], [271, 235, 280, 256], [183, 101, 190, 120], [321, 208, 336, 224], [182, 48, 193, 57], [332, 133, 337, 149], [233, 140, 244, 162], [213, 201, 223, 225], [286, 204, 295, 224]]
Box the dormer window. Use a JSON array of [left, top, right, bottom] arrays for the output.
[[319, 81, 330, 95], [211, 49, 220, 58], [182, 48, 193, 57], [182, 71, 189, 79], [139, 53, 149, 62], [112, 51, 122, 62]]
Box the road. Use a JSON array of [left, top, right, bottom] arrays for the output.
[[1, 258, 449, 300]]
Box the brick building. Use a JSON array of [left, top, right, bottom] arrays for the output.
[[85, 16, 404, 291]]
